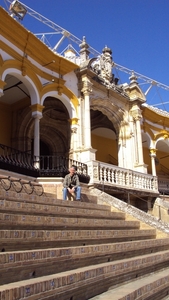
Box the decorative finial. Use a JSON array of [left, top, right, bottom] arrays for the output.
[[129, 71, 138, 84], [79, 36, 90, 62]]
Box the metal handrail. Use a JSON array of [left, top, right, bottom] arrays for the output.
[[0, 144, 90, 182]]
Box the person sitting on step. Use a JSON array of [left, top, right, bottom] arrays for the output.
[[63, 165, 81, 201]]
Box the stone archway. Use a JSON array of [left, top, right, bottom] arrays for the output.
[[13, 96, 71, 156], [90, 98, 124, 136], [41, 97, 71, 155], [90, 109, 118, 164], [90, 98, 124, 165]]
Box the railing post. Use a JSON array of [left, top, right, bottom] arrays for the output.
[[86, 161, 100, 184]]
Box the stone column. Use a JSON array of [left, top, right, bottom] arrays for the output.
[[135, 114, 144, 165], [81, 75, 92, 149], [69, 118, 78, 160], [30, 104, 44, 168], [150, 148, 157, 176], [78, 75, 96, 162], [131, 110, 147, 173]]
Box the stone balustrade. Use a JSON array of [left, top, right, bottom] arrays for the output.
[[158, 175, 169, 194], [87, 161, 158, 193]]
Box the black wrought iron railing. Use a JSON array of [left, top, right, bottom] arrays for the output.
[[0, 144, 90, 183], [39, 155, 90, 183], [0, 143, 38, 177]]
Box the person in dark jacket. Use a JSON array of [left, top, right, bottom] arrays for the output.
[[63, 165, 81, 200]]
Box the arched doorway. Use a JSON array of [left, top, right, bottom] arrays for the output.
[[91, 109, 118, 164]]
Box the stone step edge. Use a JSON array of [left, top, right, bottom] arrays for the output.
[[1, 238, 169, 267], [0, 191, 111, 212], [0, 228, 156, 241], [0, 199, 125, 220], [89, 267, 169, 300], [1, 250, 169, 298], [0, 212, 140, 229]]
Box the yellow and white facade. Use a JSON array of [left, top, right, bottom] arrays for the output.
[[1, 6, 169, 204]]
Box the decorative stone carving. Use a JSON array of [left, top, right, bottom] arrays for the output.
[[81, 76, 93, 95], [100, 47, 113, 83], [131, 109, 142, 122], [150, 148, 157, 156], [90, 46, 120, 88], [71, 127, 77, 134]]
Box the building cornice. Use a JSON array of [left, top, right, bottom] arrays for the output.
[[142, 104, 169, 127], [0, 7, 78, 76]]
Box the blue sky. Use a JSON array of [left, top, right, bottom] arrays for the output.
[[1, 0, 169, 110]]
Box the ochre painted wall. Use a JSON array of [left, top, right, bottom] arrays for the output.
[[91, 134, 118, 164], [143, 147, 151, 174], [143, 146, 169, 175]]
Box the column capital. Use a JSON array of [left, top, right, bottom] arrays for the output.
[[130, 107, 142, 121], [81, 76, 92, 96], [149, 148, 157, 157], [132, 111, 142, 121], [71, 127, 77, 134], [69, 118, 79, 126], [30, 104, 44, 119]]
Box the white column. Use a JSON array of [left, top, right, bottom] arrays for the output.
[[135, 115, 144, 165], [70, 126, 78, 159], [79, 76, 97, 162], [81, 76, 92, 149], [150, 149, 157, 176], [31, 105, 44, 168], [33, 115, 40, 156], [130, 109, 147, 173], [32, 114, 42, 168]]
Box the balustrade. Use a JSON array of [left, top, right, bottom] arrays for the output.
[[0, 143, 168, 194], [87, 161, 159, 193], [158, 176, 169, 194]]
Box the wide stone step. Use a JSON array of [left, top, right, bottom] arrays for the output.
[[0, 199, 125, 220], [0, 228, 156, 251], [0, 212, 139, 230], [89, 267, 169, 300], [0, 189, 111, 212], [1, 251, 169, 300], [1, 238, 169, 285]]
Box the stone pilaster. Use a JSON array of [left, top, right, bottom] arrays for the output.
[[131, 109, 147, 173], [79, 75, 97, 162]]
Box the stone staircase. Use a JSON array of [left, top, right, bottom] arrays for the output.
[[1, 177, 169, 299]]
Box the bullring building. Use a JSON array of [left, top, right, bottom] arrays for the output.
[[1, 2, 169, 214]]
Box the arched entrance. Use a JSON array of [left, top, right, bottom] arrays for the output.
[[91, 109, 118, 164]]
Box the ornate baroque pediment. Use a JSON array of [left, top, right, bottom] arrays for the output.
[[90, 46, 119, 88]]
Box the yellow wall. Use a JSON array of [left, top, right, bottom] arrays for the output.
[[91, 134, 118, 164], [157, 149, 169, 174], [143, 147, 151, 174], [143, 146, 169, 175]]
